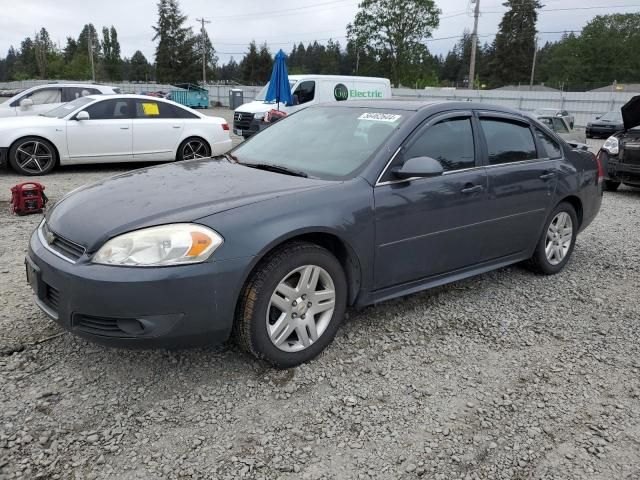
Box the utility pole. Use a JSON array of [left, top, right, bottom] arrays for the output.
[[88, 25, 96, 82], [196, 18, 211, 84], [468, 0, 480, 90], [529, 36, 538, 91]]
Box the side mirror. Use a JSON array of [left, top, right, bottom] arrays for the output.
[[595, 115, 602, 120], [76, 111, 90, 121], [392, 156, 444, 179], [19, 98, 34, 109]]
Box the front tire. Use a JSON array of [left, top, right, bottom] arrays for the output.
[[528, 202, 578, 275], [176, 137, 210, 161], [604, 180, 621, 192], [9, 137, 57, 175], [234, 242, 347, 368]]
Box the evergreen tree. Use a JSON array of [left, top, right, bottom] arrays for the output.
[[490, 0, 542, 86], [153, 0, 199, 83], [240, 41, 273, 84], [194, 28, 218, 82], [128, 50, 151, 81], [102, 26, 122, 80], [219, 57, 240, 82]]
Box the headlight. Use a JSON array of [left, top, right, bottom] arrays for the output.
[[602, 136, 619, 155], [93, 224, 223, 267], [253, 112, 266, 120]]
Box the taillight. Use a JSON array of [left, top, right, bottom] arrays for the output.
[[595, 151, 604, 181], [221, 123, 229, 131]]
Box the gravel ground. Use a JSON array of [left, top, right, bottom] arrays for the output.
[[1, 116, 639, 479]]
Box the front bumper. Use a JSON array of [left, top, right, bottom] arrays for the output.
[[599, 152, 640, 185], [586, 126, 620, 138], [27, 228, 252, 349]]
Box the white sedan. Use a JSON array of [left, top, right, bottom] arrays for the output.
[[0, 94, 232, 175]]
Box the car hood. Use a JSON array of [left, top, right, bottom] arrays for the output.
[[621, 95, 640, 131], [0, 114, 61, 128], [236, 101, 283, 114], [46, 158, 332, 252]]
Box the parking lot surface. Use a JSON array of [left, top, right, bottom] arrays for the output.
[[1, 116, 639, 479]]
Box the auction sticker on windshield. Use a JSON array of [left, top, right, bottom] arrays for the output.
[[358, 113, 402, 122]]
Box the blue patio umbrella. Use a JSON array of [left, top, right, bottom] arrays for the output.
[[265, 49, 293, 110]]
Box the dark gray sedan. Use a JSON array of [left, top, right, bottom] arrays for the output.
[[26, 101, 603, 367]]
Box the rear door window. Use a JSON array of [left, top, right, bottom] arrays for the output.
[[134, 99, 179, 119], [404, 117, 476, 172], [63, 87, 101, 102], [480, 118, 537, 165]]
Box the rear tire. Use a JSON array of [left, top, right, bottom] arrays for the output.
[[528, 202, 578, 275], [176, 137, 210, 161], [9, 137, 57, 176], [234, 242, 347, 368], [604, 180, 621, 192]]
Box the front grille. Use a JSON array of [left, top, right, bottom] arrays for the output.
[[621, 143, 640, 166], [41, 223, 85, 262], [73, 315, 134, 338], [233, 112, 253, 130], [44, 284, 60, 310]]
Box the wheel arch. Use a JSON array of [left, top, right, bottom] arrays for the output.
[[558, 195, 583, 228], [176, 135, 212, 160], [235, 229, 363, 311], [9, 135, 61, 167]]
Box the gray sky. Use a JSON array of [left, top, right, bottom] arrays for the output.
[[2, 0, 640, 64]]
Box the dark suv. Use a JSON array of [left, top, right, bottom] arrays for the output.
[[597, 96, 640, 191]]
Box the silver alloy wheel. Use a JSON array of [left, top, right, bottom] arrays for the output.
[[266, 265, 336, 353], [14, 140, 53, 174], [545, 212, 573, 265], [182, 140, 209, 160]]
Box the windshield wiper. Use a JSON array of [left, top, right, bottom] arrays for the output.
[[222, 152, 238, 163], [243, 163, 308, 178]]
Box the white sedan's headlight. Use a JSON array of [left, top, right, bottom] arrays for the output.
[[602, 136, 619, 155], [93, 224, 223, 267]]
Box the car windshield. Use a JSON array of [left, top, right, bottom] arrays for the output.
[[254, 80, 298, 102], [232, 106, 407, 180], [599, 111, 623, 122], [41, 97, 94, 118]]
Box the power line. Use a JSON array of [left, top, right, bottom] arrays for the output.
[[483, 3, 640, 13], [212, 0, 356, 20]]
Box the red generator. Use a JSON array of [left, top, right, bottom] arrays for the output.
[[10, 182, 48, 216]]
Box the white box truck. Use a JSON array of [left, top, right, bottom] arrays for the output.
[[232, 74, 392, 138]]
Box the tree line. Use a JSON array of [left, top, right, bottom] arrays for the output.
[[0, 0, 639, 91]]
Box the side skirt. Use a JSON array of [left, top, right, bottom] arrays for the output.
[[355, 253, 530, 308]]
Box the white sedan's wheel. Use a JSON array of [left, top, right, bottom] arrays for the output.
[[178, 138, 210, 161]]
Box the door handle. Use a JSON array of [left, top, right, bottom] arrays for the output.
[[172, 126, 181, 129], [539, 171, 556, 180], [461, 184, 483, 194], [120, 126, 129, 130]]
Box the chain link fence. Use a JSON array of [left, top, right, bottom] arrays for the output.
[[1, 80, 636, 128]]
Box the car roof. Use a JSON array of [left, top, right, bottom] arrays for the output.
[[26, 83, 113, 89], [316, 99, 529, 117], [84, 94, 172, 101]]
